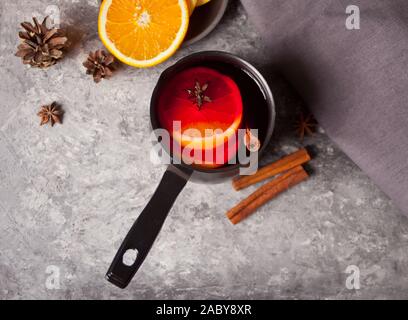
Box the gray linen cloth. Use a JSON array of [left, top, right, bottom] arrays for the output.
[[241, 0, 408, 216]]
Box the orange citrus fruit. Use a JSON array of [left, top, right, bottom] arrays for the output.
[[98, 0, 190, 68], [196, 0, 211, 6], [187, 0, 198, 15], [157, 67, 243, 167]]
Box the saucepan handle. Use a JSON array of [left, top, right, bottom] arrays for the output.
[[106, 164, 192, 289]]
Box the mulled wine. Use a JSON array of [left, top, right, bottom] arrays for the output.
[[156, 59, 271, 169]]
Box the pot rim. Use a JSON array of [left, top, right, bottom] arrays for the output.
[[150, 50, 276, 175]]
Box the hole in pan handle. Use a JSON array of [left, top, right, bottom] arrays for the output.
[[105, 164, 193, 289]]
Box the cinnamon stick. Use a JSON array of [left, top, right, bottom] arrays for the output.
[[227, 165, 309, 225], [232, 148, 311, 191]]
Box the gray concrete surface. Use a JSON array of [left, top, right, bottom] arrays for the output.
[[1, 0, 408, 300]]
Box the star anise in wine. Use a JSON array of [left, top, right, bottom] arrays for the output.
[[37, 102, 63, 126], [186, 81, 212, 110], [295, 112, 317, 142]]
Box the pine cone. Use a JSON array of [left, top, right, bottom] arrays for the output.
[[15, 17, 68, 68], [83, 50, 116, 83]]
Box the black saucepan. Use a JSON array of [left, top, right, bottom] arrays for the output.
[[106, 51, 276, 289]]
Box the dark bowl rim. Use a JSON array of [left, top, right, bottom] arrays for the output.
[[183, 0, 230, 46]]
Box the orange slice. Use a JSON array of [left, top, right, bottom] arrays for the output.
[[158, 67, 243, 167], [196, 0, 211, 6], [98, 0, 190, 68], [187, 0, 198, 15]]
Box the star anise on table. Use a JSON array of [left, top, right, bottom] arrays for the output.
[[37, 102, 63, 126], [83, 49, 116, 83], [186, 81, 212, 110], [295, 112, 317, 142]]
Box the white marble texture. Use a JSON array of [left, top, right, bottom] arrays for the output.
[[1, 0, 408, 299]]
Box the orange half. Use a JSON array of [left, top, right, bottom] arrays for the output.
[[99, 0, 190, 68]]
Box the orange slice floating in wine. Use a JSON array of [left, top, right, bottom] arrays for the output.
[[158, 67, 243, 167]]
